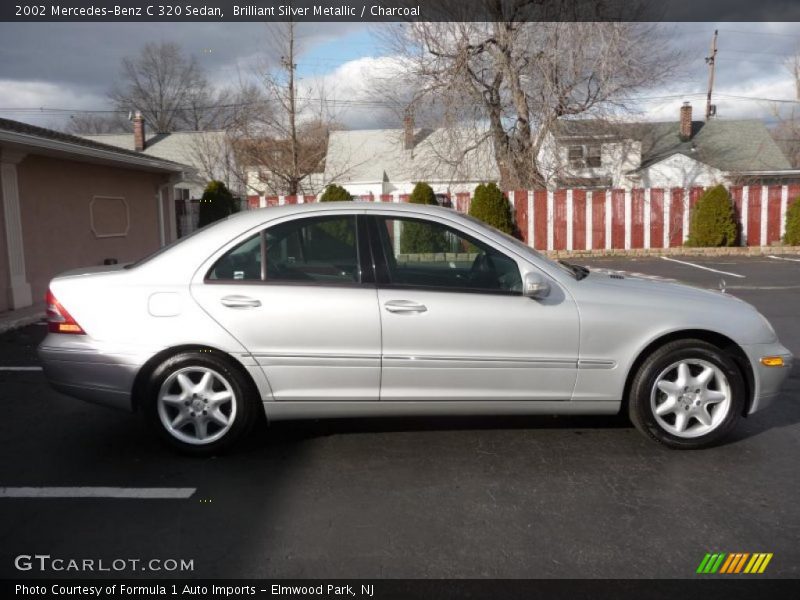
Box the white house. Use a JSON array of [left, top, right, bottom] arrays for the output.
[[320, 102, 797, 197], [323, 117, 499, 197], [545, 103, 799, 189], [82, 114, 241, 200]]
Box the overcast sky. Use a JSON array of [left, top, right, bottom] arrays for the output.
[[1, 21, 800, 131]]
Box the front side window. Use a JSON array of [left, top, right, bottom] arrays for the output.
[[375, 217, 522, 293]]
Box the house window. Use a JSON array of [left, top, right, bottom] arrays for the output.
[[567, 144, 602, 168]]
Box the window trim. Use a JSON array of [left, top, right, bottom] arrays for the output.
[[366, 215, 523, 297], [90, 195, 130, 238], [567, 143, 602, 169], [203, 213, 375, 288]]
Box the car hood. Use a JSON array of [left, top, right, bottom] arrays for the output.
[[585, 267, 745, 305], [578, 267, 779, 344]]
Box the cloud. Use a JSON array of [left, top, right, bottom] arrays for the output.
[[0, 79, 110, 127], [3, 22, 800, 131], [297, 55, 410, 129], [0, 21, 369, 128]]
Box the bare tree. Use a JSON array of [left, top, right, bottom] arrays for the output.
[[230, 22, 340, 196], [189, 132, 247, 196], [770, 49, 800, 168], [109, 42, 217, 133], [65, 112, 128, 134], [380, 9, 679, 189]]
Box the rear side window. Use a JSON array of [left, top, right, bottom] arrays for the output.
[[206, 215, 360, 284], [266, 216, 360, 283], [207, 234, 261, 281]]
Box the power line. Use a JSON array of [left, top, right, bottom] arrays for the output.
[[715, 93, 800, 104], [724, 48, 791, 58], [718, 28, 800, 40], [5, 91, 800, 119], [716, 57, 787, 66]]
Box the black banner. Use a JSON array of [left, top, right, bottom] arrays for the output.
[[2, 0, 800, 22], [5, 579, 800, 600]]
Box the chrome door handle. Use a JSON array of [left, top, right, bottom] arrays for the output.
[[384, 300, 427, 314], [221, 295, 261, 308]]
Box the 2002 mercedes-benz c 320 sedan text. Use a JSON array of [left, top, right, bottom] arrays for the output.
[[39, 202, 792, 453]]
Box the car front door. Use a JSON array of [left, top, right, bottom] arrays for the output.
[[191, 212, 381, 401], [368, 214, 580, 401]]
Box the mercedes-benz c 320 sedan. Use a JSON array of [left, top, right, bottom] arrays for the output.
[[39, 202, 792, 453]]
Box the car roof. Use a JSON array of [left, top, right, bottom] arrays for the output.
[[226, 200, 459, 227], [133, 201, 471, 274]]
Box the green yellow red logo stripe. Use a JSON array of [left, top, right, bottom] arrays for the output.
[[697, 553, 773, 574]]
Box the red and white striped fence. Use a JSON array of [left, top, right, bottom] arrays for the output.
[[246, 185, 800, 250]]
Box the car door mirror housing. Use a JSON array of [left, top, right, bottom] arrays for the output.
[[523, 272, 551, 299]]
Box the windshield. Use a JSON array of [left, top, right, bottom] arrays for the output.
[[458, 213, 580, 279]]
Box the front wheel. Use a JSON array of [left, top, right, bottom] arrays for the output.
[[628, 339, 745, 449], [143, 351, 260, 455]]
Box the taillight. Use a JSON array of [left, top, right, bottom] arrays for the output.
[[46, 289, 85, 334]]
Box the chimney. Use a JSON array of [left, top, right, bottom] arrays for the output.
[[133, 111, 146, 152], [679, 102, 692, 141], [403, 110, 414, 150]]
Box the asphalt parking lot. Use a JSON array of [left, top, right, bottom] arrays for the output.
[[0, 255, 798, 579]]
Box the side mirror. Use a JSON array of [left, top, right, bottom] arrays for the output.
[[523, 271, 551, 299]]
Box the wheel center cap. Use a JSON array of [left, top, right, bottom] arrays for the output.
[[192, 399, 204, 411]]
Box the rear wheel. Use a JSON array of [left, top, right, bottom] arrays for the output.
[[144, 351, 259, 455], [628, 339, 745, 449]]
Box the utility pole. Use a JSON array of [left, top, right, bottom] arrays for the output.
[[705, 29, 718, 121], [282, 20, 299, 195]]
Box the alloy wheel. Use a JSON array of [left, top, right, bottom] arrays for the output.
[[157, 367, 238, 445], [649, 359, 732, 439]]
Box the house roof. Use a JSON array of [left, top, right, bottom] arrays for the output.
[[324, 127, 498, 185], [0, 118, 190, 172], [555, 118, 791, 172], [82, 130, 228, 170]]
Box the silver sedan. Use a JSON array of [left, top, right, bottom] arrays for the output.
[[38, 202, 793, 453]]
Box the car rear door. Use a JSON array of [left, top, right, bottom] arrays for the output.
[[368, 213, 580, 401], [191, 212, 381, 401]]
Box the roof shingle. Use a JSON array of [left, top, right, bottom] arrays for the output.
[[0, 118, 188, 169]]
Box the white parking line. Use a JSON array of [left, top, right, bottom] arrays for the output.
[[660, 256, 746, 278], [767, 255, 800, 262], [0, 366, 42, 371], [0, 487, 196, 499]]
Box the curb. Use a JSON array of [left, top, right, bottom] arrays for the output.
[[544, 246, 800, 259], [0, 311, 45, 335]]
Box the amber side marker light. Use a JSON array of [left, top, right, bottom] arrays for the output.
[[760, 356, 785, 367]]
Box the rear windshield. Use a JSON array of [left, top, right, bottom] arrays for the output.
[[124, 222, 211, 269]]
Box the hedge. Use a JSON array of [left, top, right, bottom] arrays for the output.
[[685, 184, 737, 247]]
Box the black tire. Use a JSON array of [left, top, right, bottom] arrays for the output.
[[143, 350, 260, 456], [628, 339, 745, 449]]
